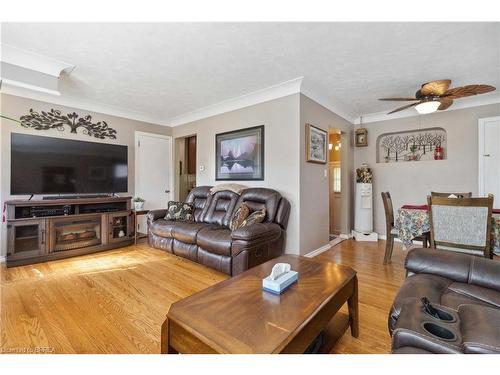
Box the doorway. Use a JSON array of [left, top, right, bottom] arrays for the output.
[[135, 131, 173, 233], [479, 116, 500, 200], [328, 129, 342, 238], [174, 135, 197, 202]]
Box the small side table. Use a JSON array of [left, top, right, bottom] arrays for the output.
[[132, 209, 149, 245]]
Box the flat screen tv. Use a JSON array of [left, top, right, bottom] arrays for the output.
[[11, 133, 128, 195]]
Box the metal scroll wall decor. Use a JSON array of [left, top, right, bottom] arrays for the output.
[[4, 109, 117, 139], [376, 127, 447, 163]]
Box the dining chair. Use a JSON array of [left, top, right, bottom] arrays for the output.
[[427, 195, 494, 259], [381, 192, 429, 265], [430, 191, 472, 198]]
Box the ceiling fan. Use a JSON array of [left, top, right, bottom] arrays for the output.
[[379, 79, 496, 115]]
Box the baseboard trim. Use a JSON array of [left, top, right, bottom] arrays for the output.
[[339, 233, 352, 239], [0, 256, 6, 264], [304, 244, 331, 258]]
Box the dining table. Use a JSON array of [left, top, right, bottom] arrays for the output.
[[395, 204, 500, 255]]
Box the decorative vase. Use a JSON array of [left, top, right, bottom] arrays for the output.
[[134, 201, 144, 210]]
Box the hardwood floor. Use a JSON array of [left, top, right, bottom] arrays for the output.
[[1, 239, 408, 354]]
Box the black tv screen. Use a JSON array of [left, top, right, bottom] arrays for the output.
[[11, 133, 128, 195]]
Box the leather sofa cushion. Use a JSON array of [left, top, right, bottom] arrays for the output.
[[459, 304, 500, 354], [149, 219, 177, 238], [235, 188, 281, 223], [203, 190, 239, 227], [197, 227, 232, 256], [185, 186, 213, 222], [443, 282, 500, 309], [172, 222, 214, 244]]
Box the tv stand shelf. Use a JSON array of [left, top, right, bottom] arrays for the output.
[[5, 196, 133, 267]]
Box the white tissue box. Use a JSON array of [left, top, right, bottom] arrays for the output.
[[262, 271, 299, 295]]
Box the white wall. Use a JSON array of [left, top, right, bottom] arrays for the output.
[[0, 93, 172, 256], [354, 103, 500, 235], [172, 94, 302, 253]]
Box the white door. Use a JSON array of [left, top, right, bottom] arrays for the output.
[[135, 132, 172, 233], [479, 116, 500, 204]]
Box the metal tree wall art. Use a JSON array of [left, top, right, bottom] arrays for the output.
[[3, 109, 117, 139], [376, 127, 446, 163]]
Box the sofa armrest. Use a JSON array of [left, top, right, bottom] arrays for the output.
[[405, 248, 471, 283], [147, 209, 168, 223], [231, 223, 282, 242]]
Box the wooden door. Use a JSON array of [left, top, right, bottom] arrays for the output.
[[329, 162, 342, 235]]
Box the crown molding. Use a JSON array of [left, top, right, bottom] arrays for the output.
[[0, 84, 171, 126], [354, 92, 500, 125], [167, 77, 304, 127], [1, 44, 75, 77], [1, 78, 61, 96], [300, 88, 356, 124]]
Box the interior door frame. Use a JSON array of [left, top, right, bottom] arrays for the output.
[[134, 131, 174, 203], [478, 116, 500, 196]]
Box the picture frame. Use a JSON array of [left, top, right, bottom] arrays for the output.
[[305, 123, 327, 164], [215, 125, 264, 181], [355, 128, 368, 147]]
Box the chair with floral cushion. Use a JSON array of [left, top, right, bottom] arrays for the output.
[[381, 192, 429, 265]]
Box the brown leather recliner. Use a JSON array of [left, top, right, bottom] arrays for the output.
[[147, 186, 291, 276], [389, 248, 500, 354]]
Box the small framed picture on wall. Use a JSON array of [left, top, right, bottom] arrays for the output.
[[215, 125, 264, 181], [305, 123, 327, 164], [355, 128, 368, 147]]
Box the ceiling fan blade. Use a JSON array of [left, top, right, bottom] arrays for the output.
[[387, 101, 421, 114], [420, 79, 452, 96], [378, 98, 419, 101], [443, 84, 496, 99], [438, 98, 453, 110]]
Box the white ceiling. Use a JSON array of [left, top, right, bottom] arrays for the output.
[[1, 22, 499, 125]]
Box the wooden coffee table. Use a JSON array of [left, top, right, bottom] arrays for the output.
[[161, 255, 358, 354]]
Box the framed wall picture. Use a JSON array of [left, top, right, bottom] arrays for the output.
[[215, 125, 264, 181], [355, 128, 368, 147], [306, 123, 327, 164]]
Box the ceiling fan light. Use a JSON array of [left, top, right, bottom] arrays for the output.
[[415, 101, 440, 114]]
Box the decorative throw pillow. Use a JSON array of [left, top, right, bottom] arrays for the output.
[[165, 201, 194, 222], [229, 203, 250, 231], [240, 208, 266, 228]]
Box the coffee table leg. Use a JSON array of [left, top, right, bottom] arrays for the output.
[[347, 276, 359, 338], [161, 316, 177, 354]]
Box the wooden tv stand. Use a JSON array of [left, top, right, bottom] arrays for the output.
[[5, 196, 134, 267]]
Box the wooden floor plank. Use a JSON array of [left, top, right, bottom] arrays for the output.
[[1, 239, 414, 354]]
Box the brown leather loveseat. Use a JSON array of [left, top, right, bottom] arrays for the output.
[[389, 248, 500, 354], [147, 186, 290, 276]]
